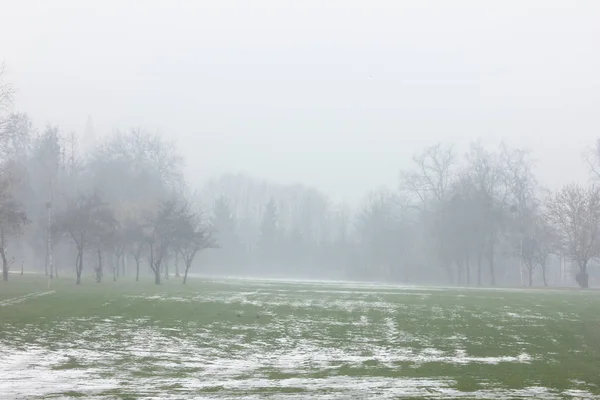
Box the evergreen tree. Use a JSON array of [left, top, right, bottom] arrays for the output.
[[211, 196, 239, 269]]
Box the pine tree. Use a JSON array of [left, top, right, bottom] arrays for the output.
[[212, 196, 239, 268]]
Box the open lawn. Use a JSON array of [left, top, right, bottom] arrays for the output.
[[1, 274, 600, 399]]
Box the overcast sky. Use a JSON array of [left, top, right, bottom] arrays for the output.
[[1, 0, 599, 204]]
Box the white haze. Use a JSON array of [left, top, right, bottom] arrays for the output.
[[1, 0, 599, 204]]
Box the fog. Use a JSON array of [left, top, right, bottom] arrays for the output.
[[1, 1, 600, 288], [5, 4, 600, 398], [2, 1, 599, 203]]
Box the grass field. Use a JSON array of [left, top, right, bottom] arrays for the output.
[[1, 275, 600, 399]]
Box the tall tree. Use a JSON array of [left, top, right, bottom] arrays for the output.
[[30, 126, 62, 278], [124, 216, 146, 282], [144, 199, 184, 285], [501, 144, 539, 284], [402, 143, 457, 282], [532, 214, 557, 287], [258, 198, 279, 268], [211, 195, 239, 268], [465, 142, 507, 286], [546, 184, 600, 288], [56, 193, 116, 284], [0, 174, 28, 281], [356, 189, 400, 280], [175, 200, 216, 284], [0, 63, 14, 129]]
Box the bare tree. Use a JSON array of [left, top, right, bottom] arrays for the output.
[[57, 193, 116, 284], [0, 173, 28, 281], [175, 201, 216, 284], [465, 142, 508, 286], [533, 215, 557, 287], [124, 216, 146, 282], [546, 184, 600, 288], [401, 143, 457, 282], [520, 233, 538, 287], [501, 144, 539, 284], [29, 126, 62, 278], [356, 189, 400, 280], [144, 199, 184, 285], [401, 143, 456, 204], [0, 63, 14, 130], [584, 139, 600, 182]]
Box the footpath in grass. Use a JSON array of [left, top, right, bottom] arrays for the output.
[[1, 274, 600, 399]]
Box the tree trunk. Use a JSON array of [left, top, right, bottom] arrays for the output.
[[46, 203, 53, 278], [18, 234, 24, 276], [1, 248, 8, 282], [96, 249, 103, 283], [487, 248, 496, 286], [576, 272, 589, 288], [465, 258, 471, 286], [135, 257, 140, 282], [476, 252, 482, 287], [528, 266, 533, 287], [576, 262, 589, 288], [175, 252, 181, 278], [154, 267, 161, 285], [75, 250, 83, 285], [541, 262, 548, 287], [183, 263, 191, 284]]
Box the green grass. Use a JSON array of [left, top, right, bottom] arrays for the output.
[[1, 273, 600, 398]]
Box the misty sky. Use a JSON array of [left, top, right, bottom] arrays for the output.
[[1, 1, 599, 204]]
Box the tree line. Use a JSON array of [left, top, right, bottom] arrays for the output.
[[0, 67, 215, 285], [2, 67, 600, 288], [198, 142, 600, 289]]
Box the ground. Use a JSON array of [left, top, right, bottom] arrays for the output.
[[1, 275, 600, 399]]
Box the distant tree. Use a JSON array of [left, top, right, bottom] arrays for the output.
[[258, 198, 279, 267], [532, 215, 557, 287], [401, 143, 456, 204], [0, 172, 28, 281], [442, 187, 476, 285], [520, 229, 538, 287], [464, 142, 508, 286], [123, 216, 146, 282], [546, 184, 600, 288], [401, 143, 457, 282], [105, 223, 126, 282], [144, 199, 184, 285], [0, 63, 14, 129], [501, 144, 539, 285], [211, 196, 239, 266], [356, 190, 400, 280], [89, 129, 184, 204], [1, 113, 33, 161], [585, 139, 600, 182], [56, 193, 116, 284], [29, 126, 62, 277], [91, 216, 118, 284], [0, 113, 34, 278], [175, 201, 216, 284]]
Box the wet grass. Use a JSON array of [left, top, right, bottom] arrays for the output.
[[1, 274, 600, 398]]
